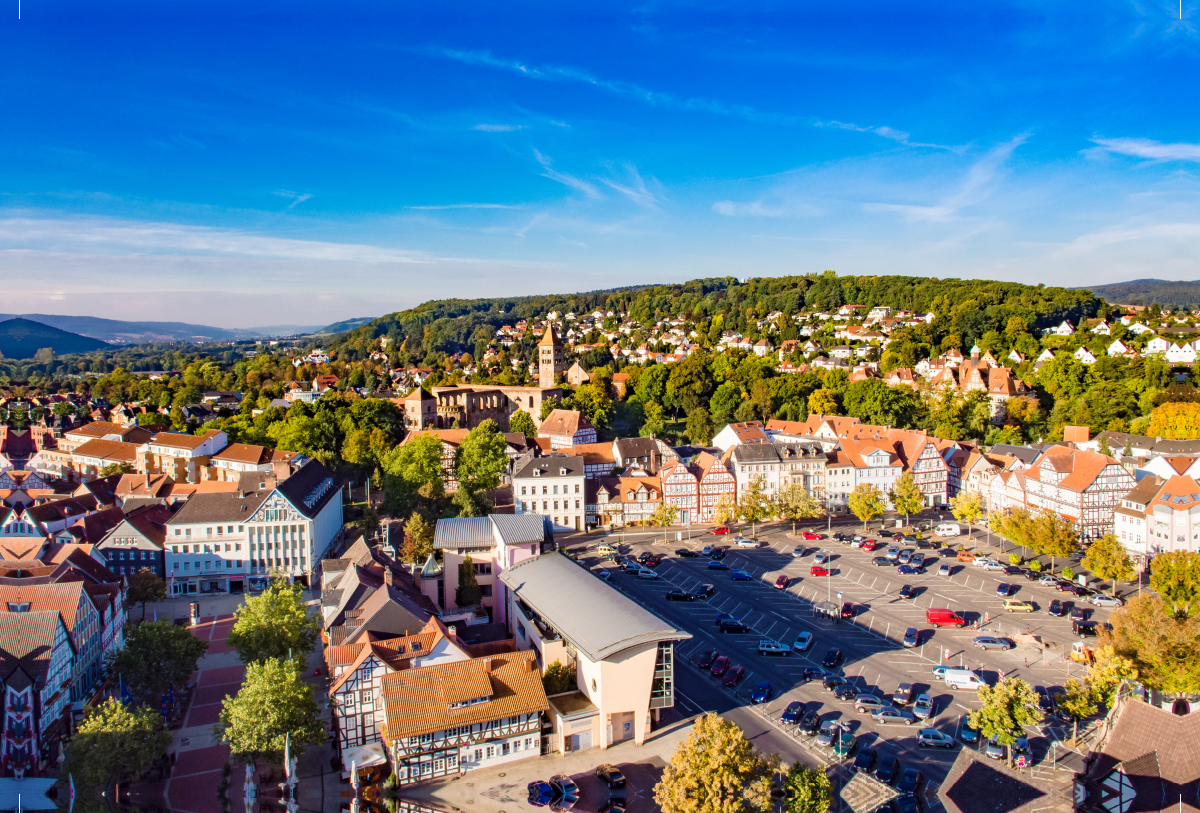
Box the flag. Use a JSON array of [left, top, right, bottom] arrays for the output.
[[283, 733, 291, 779], [118, 674, 133, 706], [68, 775, 75, 813]]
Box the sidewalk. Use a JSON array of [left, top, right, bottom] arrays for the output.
[[396, 717, 698, 813]]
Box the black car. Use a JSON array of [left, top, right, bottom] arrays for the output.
[[832, 532, 847, 541], [874, 756, 900, 784], [915, 538, 931, 549], [853, 747, 877, 773], [898, 584, 916, 600], [1003, 566, 1024, 575], [693, 583, 715, 599], [637, 551, 652, 563], [598, 801, 625, 813], [715, 613, 739, 626], [697, 649, 719, 669], [796, 667, 824, 684], [799, 710, 821, 736], [834, 684, 858, 701], [720, 620, 750, 634], [675, 548, 697, 558], [822, 673, 847, 691], [996, 583, 1014, 597], [666, 589, 694, 601], [709, 547, 727, 560], [1021, 568, 1041, 581], [822, 648, 844, 669], [1069, 606, 1089, 622], [873, 556, 893, 566], [1048, 599, 1065, 617], [781, 701, 805, 725], [879, 530, 895, 538], [897, 768, 924, 797], [595, 764, 626, 788], [890, 797, 920, 813]]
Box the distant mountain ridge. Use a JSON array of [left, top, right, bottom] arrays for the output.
[[1083, 279, 1200, 309], [0, 318, 109, 359], [0, 314, 329, 343]]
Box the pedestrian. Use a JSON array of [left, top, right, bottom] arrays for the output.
[[1024, 657, 1028, 668]]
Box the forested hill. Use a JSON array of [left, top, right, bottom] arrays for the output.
[[1084, 279, 1200, 309], [327, 273, 1101, 366]]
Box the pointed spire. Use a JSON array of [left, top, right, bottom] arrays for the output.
[[539, 323, 563, 348]]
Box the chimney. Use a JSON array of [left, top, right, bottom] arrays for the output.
[[483, 658, 493, 672], [448, 625, 456, 636], [144, 470, 150, 490], [525, 657, 536, 673], [384, 569, 394, 586]]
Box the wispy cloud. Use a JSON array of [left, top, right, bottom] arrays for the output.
[[865, 135, 1027, 222], [712, 200, 790, 217], [423, 46, 778, 123], [273, 189, 314, 209], [473, 123, 525, 132], [1088, 136, 1200, 163], [816, 120, 958, 151], [533, 149, 601, 199], [406, 203, 523, 210], [601, 165, 661, 208]]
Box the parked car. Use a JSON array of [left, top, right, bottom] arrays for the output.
[[799, 709, 821, 736], [734, 536, 759, 548], [815, 719, 839, 747], [996, 582, 1014, 597], [749, 680, 773, 703], [637, 551, 651, 563], [879, 529, 895, 537], [898, 584, 916, 600], [862, 540, 881, 552], [1069, 606, 1089, 622], [697, 649, 719, 669], [1038, 574, 1060, 587], [931, 665, 950, 681], [781, 701, 805, 725], [886, 545, 901, 560], [873, 556, 894, 567], [710, 526, 730, 535], [917, 728, 953, 748], [822, 673, 847, 691], [666, 588, 694, 601], [675, 548, 696, 557], [701, 544, 714, 555], [874, 756, 900, 784], [814, 550, 832, 564], [719, 619, 750, 634], [794, 630, 814, 651], [822, 648, 844, 669], [722, 666, 746, 688], [710, 655, 731, 677], [595, 764, 626, 789], [855, 693, 886, 714], [758, 639, 791, 656], [710, 547, 727, 560], [693, 583, 715, 599], [1003, 565, 1023, 575], [1020, 568, 1041, 580], [1049, 599, 1065, 616], [841, 601, 855, 618], [731, 568, 752, 581], [959, 717, 980, 743], [984, 737, 1006, 759], [898, 564, 923, 575], [637, 569, 660, 580], [792, 545, 807, 557], [810, 565, 830, 576], [800, 531, 822, 540], [852, 747, 877, 774], [528, 781, 555, 807], [1091, 594, 1124, 608], [774, 574, 790, 590], [643, 554, 663, 567], [893, 683, 913, 706], [831, 532, 847, 541], [872, 707, 916, 725], [550, 775, 580, 810], [707, 560, 731, 571], [913, 693, 934, 720], [896, 767, 924, 797], [1003, 599, 1035, 613], [898, 550, 913, 564], [834, 684, 858, 702], [973, 636, 1014, 651], [903, 627, 920, 647]]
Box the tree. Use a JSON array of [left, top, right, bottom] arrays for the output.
[[782, 762, 831, 813], [807, 388, 838, 416], [216, 657, 325, 764], [62, 699, 170, 802], [848, 483, 886, 530], [1146, 401, 1200, 439], [1149, 551, 1200, 617], [686, 407, 716, 446], [654, 712, 778, 813], [1081, 534, 1135, 596], [1087, 645, 1139, 707], [737, 477, 775, 537], [126, 568, 167, 621], [1033, 510, 1078, 574], [456, 553, 483, 606], [713, 493, 738, 527], [949, 491, 983, 541], [106, 620, 209, 707], [889, 471, 923, 525], [456, 419, 508, 495], [400, 511, 435, 565], [100, 461, 135, 477], [381, 433, 445, 514], [541, 660, 577, 695], [776, 484, 823, 535], [509, 409, 538, 439], [640, 400, 667, 437], [1058, 678, 1098, 741], [968, 677, 1044, 765], [997, 508, 1037, 558], [651, 501, 680, 528], [226, 578, 320, 663], [1100, 594, 1200, 695]]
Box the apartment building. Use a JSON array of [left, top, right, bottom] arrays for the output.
[[137, 429, 228, 484], [500, 552, 689, 752], [513, 456, 587, 532], [729, 442, 829, 500], [0, 611, 74, 776], [1114, 474, 1200, 561], [210, 443, 300, 481], [426, 514, 546, 623]]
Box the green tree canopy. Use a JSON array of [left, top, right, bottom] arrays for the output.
[[216, 657, 325, 764], [1081, 534, 1135, 596], [1150, 551, 1200, 617], [968, 678, 1044, 764], [106, 620, 209, 707], [63, 699, 171, 801], [782, 762, 831, 813], [654, 713, 778, 813], [1100, 594, 1200, 695], [226, 578, 320, 663], [126, 567, 168, 621], [456, 553, 483, 607], [455, 419, 509, 495], [509, 409, 538, 438]]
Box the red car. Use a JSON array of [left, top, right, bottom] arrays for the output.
[[810, 565, 830, 577], [644, 554, 663, 568], [710, 655, 731, 677], [710, 526, 731, 535], [861, 540, 880, 552], [801, 531, 822, 541], [722, 666, 746, 688], [774, 575, 789, 590]]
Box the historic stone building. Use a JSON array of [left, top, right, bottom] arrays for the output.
[[538, 324, 566, 388]]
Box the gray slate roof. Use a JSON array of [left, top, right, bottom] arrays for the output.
[[513, 456, 585, 479], [434, 514, 546, 550], [499, 552, 690, 661], [166, 489, 271, 525]]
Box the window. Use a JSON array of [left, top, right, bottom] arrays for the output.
[[207, 527, 213, 536], [553, 485, 559, 495], [575, 484, 580, 493], [217, 526, 223, 535]]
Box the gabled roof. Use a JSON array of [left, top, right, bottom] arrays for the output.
[[166, 488, 271, 526], [538, 324, 563, 348], [538, 409, 594, 438], [70, 439, 139, 463], [273, 459, 341, 518], [499, 552, 689, 661], [0, 610, 71, 688]]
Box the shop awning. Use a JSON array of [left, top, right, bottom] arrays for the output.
[[342, 741, 388, 775]]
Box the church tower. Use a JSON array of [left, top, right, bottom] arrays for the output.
[[538, 323, 565, 388]]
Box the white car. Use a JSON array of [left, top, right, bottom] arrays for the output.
[[938, 563, 951, 576], [1091, 594, 1123, 608], [734, 537, 759, 548], [814, 550, 832, 565], [794, 631, 814, 651], [980, 560, 1005, 571], [1038, 575, 1060, 587]]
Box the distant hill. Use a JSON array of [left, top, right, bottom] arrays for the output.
[[312, 317, 375, 335], [0, 318, 110, 359], [0, 314, 330, 343], [244, 324, 325, 336], [1084, 279, 1200, 309]]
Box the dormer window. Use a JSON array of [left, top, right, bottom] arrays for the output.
[[533, 469, 541, 477], [7, 603, 29, 612], [560, 468, 568, 476]]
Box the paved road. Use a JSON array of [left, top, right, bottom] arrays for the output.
[[572, 520, 1096, 807]]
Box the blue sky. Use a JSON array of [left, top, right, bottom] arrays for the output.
[[3, 1, 1200, 327]]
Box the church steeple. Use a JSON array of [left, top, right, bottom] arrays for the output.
[[538, 323, 565, 388]]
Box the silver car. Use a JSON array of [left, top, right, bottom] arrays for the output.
[[913, 693, 934, 720], [816, 719, 839, 747], [855, 693, 886, 714], [872, 707, 916, 725]]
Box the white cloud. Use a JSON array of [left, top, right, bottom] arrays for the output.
[[712, 200, 790, 217], [816, 120, 957, 150], [532, 149, 601, 199], [1088, 137, 1200, 163], [473, 123, 524, 132], [601, 165, 661, 208], [273, 190, 314, 210]]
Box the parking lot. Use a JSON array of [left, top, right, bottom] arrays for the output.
[[575, 518, 1104, 807]]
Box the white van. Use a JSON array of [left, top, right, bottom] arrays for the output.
[[597, 544, 617, 558], [934, 523, 962, 537], [942, 668, 986, 690]]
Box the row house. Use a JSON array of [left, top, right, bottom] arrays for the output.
[[728, 442, 829, 502], [0, 611, 74, 777], [0, 581, 104, 707], [513, 456, 587, 532], [992, 445, 1137, 542], [589, 474, 663, 527], [381, 651, 549, 785], [537, 410, 597, 450], [1113, 475, 1200, 561]]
